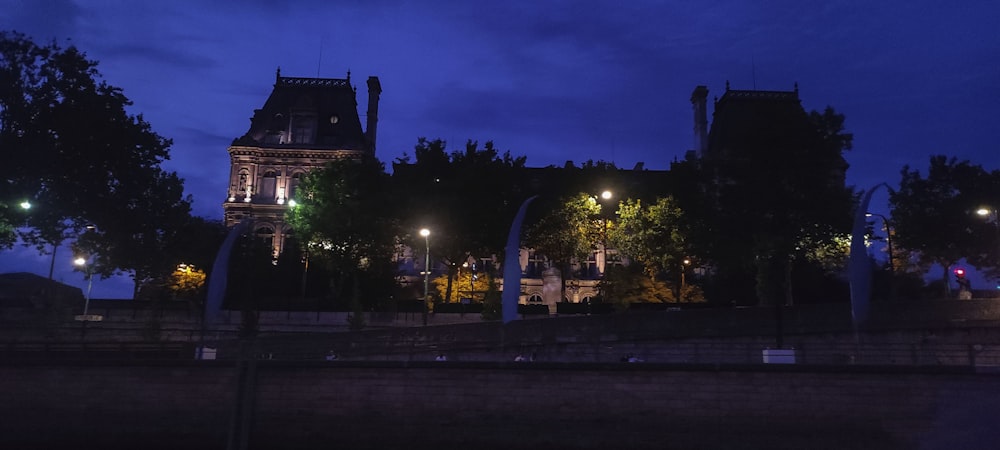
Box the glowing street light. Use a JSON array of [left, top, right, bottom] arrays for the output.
[[420, 228, 431, 325], [597, 190, 613, 275], [596, 190, 614, 304], [977, 207, 999, 287], [73, 256, 102, 322]]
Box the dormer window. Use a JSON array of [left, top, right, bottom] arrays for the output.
[[290, 113, 316, 144], [264, 131, 282, 144]]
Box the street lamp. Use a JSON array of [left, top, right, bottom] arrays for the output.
[[596, 190, 613, 304], [977, 207, 999, 282], [597, 190, 613, 275], [73, 256, 101, 322], [420, 228, 430, 325], [680, 258, 691, 302], [462, 261, 475, 302]]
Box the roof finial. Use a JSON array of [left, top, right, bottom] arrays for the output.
[[794, 82, 799, 93], [347, 69, 351, 81], [276, 66, 281, 82], [725, 80, 730, 91]]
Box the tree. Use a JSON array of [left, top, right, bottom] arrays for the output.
[[285, 156, 401, 311], [524, 193, 599, 301], [392, 138, 526, 302], [165, 264, 207, 300], [0, 31, 192, 291], [433, 269, 488, 303], [613, 196, 692, 298], [696, 105, 855, 306], [597, 264, 704, 309], [890, 156, 1000, 291], [132, 217, 227, 303]]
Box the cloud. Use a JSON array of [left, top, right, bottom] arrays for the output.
[[0, 0, 83, 41]]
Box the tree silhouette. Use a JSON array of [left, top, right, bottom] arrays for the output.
[[890, 155, 1000, 291], [1, 31, 192, 294]]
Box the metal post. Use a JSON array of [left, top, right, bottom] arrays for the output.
[[423, 235, 430, 299], [420, 228, 430, 326], [83, 268, 93, 316], [598, 190, 613, 303]]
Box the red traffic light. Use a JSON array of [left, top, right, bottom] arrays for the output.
[[954, 268, 966, 278]]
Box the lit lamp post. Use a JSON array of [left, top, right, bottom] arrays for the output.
[[977, 207, 1000, 288], [596, 190, 613, 303], [420, 228, 431, 325], [73, 256, 102, 322], [598, 190, 613, 276], [462, 261, 475, 302], [680, 258, 691, 302]]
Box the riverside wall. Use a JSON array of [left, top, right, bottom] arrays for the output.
[[4, 298, 1000, 343], [1, 360, 998, 449]]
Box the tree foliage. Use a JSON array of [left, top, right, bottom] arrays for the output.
[[890, 155, 1000, 285], [696, 106, 855, 305], [613, 197, 688, 280], [392, 138, 526, 303], [393, 138, 526, 258], [524, 193, 599, 298], [0, 31, 193, 291], [285, 156, 400, 309]]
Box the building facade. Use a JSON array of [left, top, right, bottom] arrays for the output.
[[221, 75, 840, 311], [223, 69, 381, 257]]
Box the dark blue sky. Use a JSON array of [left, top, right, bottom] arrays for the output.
[[2, 0, 998, 297]]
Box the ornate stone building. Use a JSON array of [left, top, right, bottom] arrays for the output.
[[223, 70, 381, 256], [220, 74, 840, 311]]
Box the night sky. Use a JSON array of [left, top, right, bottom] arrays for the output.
[[2, 0, 997, 298]]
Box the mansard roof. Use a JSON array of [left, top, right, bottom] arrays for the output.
[[705, 82, 816, 161], [232, 70, 369, 151]]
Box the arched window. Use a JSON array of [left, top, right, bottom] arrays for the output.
[[528, 294, 543, 303]]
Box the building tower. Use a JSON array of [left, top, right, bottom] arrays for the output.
[[690, 85, 709, 157], [223, 69, 381, 257]]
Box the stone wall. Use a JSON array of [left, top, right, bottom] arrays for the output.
[[1, 360, 997, 449], [5, 299, 1000, 344]]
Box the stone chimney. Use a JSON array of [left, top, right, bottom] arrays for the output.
[[366, 76, 382, 155], [690, 85, 709, 156]]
